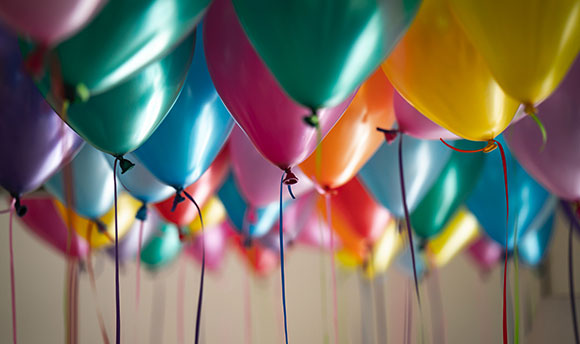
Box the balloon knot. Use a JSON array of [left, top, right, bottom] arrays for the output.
[[243, 236, 253, 248], [418, 239, 428, 251], [23, 44, 49, 79], [483, 140, 498, 153], [523, 103, 538, 115], [95, 219, 107, 233], [523, 103, 547, 149], [171, 189, 186, 212], [303, 112, 320, 128], [178, 230, 187, 242], [136, 203, 148, 221], [376, 127, 398, 144], [12, 196, 27, 217], [283, 168, 298, 185], [116, 156, 135, 174]]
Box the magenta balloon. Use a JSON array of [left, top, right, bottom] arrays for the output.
[[203, 0, 352, 170], [230, 127, 314, 207], [18, 197, 88, 258], [466, 236, 503, 272], [505, 58, 580, 201], [186, 221, 232, 272], [394, 92, 458, 140], [0, 0, 104, 45]]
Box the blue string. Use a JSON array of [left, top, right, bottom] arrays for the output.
[[287, 185, 296, 200], [280, 172, 289, 344], [113, 158, 121, 344]]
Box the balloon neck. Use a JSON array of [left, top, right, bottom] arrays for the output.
[[95, 219, 107, 233], [23, 44, 49, 79], [11, 195, 27, 217], [177, 227, 187, 243], [243, 236, 253, 248], [171, 189, 186, 212], [483, 140, 498, 153], [136, 203, 148, 221], [303, 111, 320, 128], [283, 168, 298, 185], [523, 103, 538, 115], [116, 156, 135, 174], [376, 127, 398, 144], [418, 239, 428, 252]]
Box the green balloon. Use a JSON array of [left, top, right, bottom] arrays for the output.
[[51, 33, 195, 156], [410, 141, 486, 239], [231, 0, 421, 109], [141, 222, 182, 270]]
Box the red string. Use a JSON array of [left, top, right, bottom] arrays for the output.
[[8, 198, 17, 344], [325, 194, 339, 344], [439, 138, 488, 153]]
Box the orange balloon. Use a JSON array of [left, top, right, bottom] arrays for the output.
[[299, 69, 395, 190]]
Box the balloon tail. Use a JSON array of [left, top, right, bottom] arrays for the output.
[[113, 159, 121, 344], [244, 266, 252, 344], [279, 171, 290, 344], [8, 198, 17, 344], [376, 127, 399, 144], [570, 217, 580, 344], [87, 224, 111, 344], [324, 194, 339, 344], [116, 155, 135, 174], [524, 104, 547, 151], [177, 257, 186, 344], [318, 213, 330, 344]]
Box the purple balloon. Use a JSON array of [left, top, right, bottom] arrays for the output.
[[466, 236, 503, 272], [0, 27, 83, 197], [505, 57, 580, 200], [107, 209, 159, 263]]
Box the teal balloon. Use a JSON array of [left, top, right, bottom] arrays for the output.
[[359, 135, 451, 217], [410, 141, 486, 239], [134, 27, 234, 188], [217, 173, 288, 238], [231, 0, 422, 108], [43, 32, 196, 156], [466, 136, 552, 249], [141, 222, 182, 270], [45, 144, 115, 219], [518, 197, 556, 266], [21, 0, 209, 96]]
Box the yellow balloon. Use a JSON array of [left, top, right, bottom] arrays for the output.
[[335, 249, 363, 270], [54, 193, 141, 249], [426, 207, 479, 267], [448, 0, 580, 105], [187, 197, 226, 235], [383, 0, 519, 141], [364, 220, 402, 279]]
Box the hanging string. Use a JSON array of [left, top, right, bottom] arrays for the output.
[[570, 217, 580, 344], [8, 198, 17, 344], [513, 217, 521, 344], [279, 171, 290, 344], [87, 223, 111, 344], [523, 103, 547, 150], [324, 194, 339, 344], [317, 213, 330, 344], [71, 259, 79, 344], [135, 218, 145, 336], [113, 158, 122, 344], [177, 257, 186, 344], [65, 259, 73, 344], [427, 266, 446, 344], [244, 265, 252, 344], [405, 279, 412, 344]]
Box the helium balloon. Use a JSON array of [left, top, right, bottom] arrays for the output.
[[518, 213, 555, 266], [448, 0, 580, 105], [186, 221, 232, 272], [204, 0, 351, 170], [135, 28, 234, 189], [364, 220, 402, 279], [233, 236, 278, 277], [359, 135, 451, 217], [107, 210, 160, 263], [141, 222, 182, 270], [383, 0, 519, 141], [467, 237, 503, 272], [188, 197, 227, 235], [54, 193, 140, 249], [20, 0, 209, 96], [231, 0, 421, 109], [45, 144, 115, 219], [0, 27, 83, 198], [299, 69, 396, 190], [504, 57, 580, 201], [230, 127, 314, 207], [410, 141, 485, 239], [18, 197, 88, 258], [296, 208, 341, 251]]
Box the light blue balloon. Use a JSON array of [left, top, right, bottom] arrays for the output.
[[105, 153, 174, 204], [466, 136, 552, 249], [45, 144, 115, 219], [141, 222, 182, 270], [134, 25, 234, 189], [359, 135, 451, 217], [218, 172, 288, 238], [518, 196, 556, 266]]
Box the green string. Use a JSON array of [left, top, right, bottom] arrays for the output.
[[527, 111, 547, 151]]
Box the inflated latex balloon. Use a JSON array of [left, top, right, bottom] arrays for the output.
[[20, 0, 209, 96], [186, 221, 232, 272], [364, 220, 402, 279], [518, 212, 555, 266], [383, 0, 519, 141], [393, 92, 457, 140], [0, 27, 83, 198], [135, 28, 234, 189], [448, 0, 580, 105], [106, 209, 160, 263], [466, 237, 503, 272], [45, 144, 115, 219], [299, 69, 395, 190], [0, 0, 103, 45], [54, 193, 140, 249], [141, 222, 182, 270], [18, 197, 88, 258], [204, 0, 351, 171], [231, 0, 421, 109], [188, 197, 227, 235], [359, 135, 451, 217], [410, 141, 485, 239], [296, 208, 340, 251], [504, 57, 580, 201], [230, 127, 313, 207]]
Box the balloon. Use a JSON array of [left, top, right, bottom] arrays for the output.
[[154, 148, 229, 227], [186, 221, 232, 272], [410, 141, 485, 239], [448, 0, 580, 105], [134, 28, 234, 189], [141, 222, 182, 270], [45, 144, 115, 219], [299, 69, 396, 190], [359, 135, 451, 217], [296, 209, 341, 251], [504, 57, 580, 200], [188, 197, 227, 235], [364, 220, 402, 279], [203, 0, 352, 170], [18, 197, 88, 258], [425, 208, 479, 268], [382, 0, 519, 141], [393, 92, 458, 140], [231, 0, 421, 109], [466, 237, 503, 272], [106, 210, 160, 263], [466, 137, 552, 249], [0, 0, 103, 45], [518, 213, 555, 266], [230, 127, 314, 207], [54, 193, 140, 249], [20, 0, 209, 96], [0, 28, 83, 197], [396, 240, 426, 280], [233, 236, 278, 277]]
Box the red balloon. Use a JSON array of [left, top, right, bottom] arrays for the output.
[[233, 234, 279, 277]]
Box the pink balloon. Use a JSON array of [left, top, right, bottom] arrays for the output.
[[18, 196, 88, 258], [203, 0, 352, 171], [394, 92, 458, 140], [466, 236, 503, 272], [0, 0, 104, 45], [230, 127, 313, 207], [296, 205, 342, 251], [185, 221, 232, 272]]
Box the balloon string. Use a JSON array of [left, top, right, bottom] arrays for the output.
[[398, 135, 421, 306], [8, 198, 17, 344], [324, 194, 339, 344], [428, 267, 446, 344], [136, 219, 144, 316], [279, 172, 289, 344], [405, 279, 413, 344], [244, 266, 252, 344], [570, 217, 580, 344], [317, 214, 330, 344], [513, 216, 520, 344], [524, 105, 547, 150], [439, 139, 487, 153], [65, 259, 73, 344], [71, 260, 79, 344], [87, 224, 111, 344], [177, 257, 186, 344], [113, 159, 121, 344], [181, 189, 205, 344]]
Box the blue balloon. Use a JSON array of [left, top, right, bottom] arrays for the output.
[[134, 25, 234, 189], [466, 136, 552, 249], [45, 144, 116, 219], [141, 221, 182, 270], [359, 135, 451, 217], [518, 196, 556, 266], [217, 172, 288, 238], [396, 240, 426, 280]]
